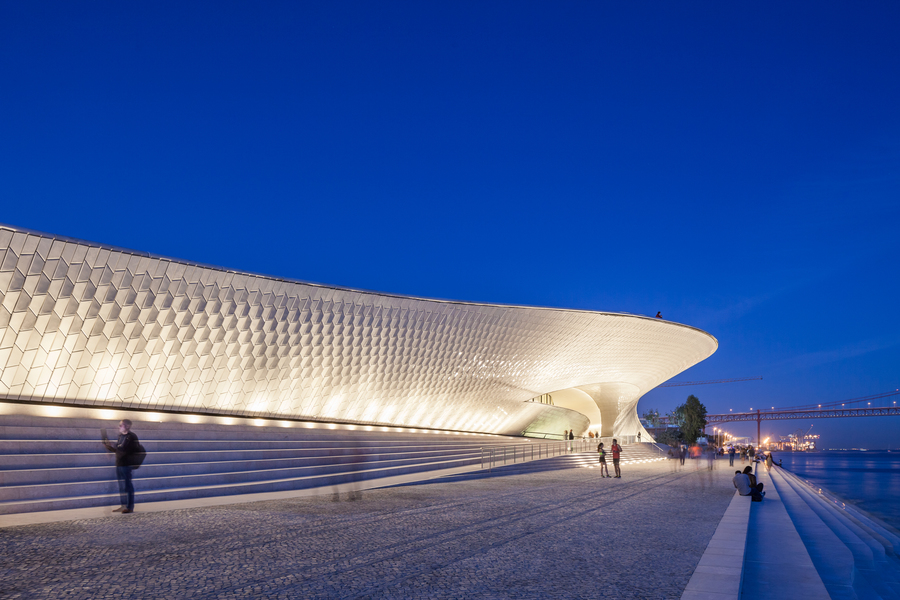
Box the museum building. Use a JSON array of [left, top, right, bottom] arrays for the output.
[[0, 224, 717, 515]]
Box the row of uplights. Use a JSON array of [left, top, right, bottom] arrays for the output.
[[0, 401, 502, 437]]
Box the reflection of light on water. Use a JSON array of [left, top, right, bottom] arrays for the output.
[[779, 451, 900, 531]]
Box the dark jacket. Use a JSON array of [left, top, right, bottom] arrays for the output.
[[108, 432, 139, 467]]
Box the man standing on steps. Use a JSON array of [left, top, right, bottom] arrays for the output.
[[611, 439, 622, 478], [103, 419, 139, 514]]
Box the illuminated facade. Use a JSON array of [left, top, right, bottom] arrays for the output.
[[0, 224, 717, 438]]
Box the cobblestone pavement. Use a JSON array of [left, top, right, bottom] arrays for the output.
[[0, 458, 736, 599]]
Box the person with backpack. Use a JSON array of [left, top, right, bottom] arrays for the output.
[[103, 419, 142, 514], [597, 442, 610, 478]]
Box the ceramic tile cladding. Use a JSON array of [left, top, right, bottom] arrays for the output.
[[0, 225, 716, 435]]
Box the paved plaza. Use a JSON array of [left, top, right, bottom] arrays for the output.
[[0, 458, 736, 599]]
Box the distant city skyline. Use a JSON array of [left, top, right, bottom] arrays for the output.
[[1, 2, 898, 446]]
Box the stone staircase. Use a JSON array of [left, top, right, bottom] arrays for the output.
[[617, 442, 670, 463], [0, 411, 581, 516], [766, 465, 900, 600], [431, 441, 667, 482]]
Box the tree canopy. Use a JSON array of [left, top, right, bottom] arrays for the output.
[[674, 395, 707, 444], [642, 408, 661, 427]]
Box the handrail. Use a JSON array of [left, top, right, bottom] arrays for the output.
[[649, 443, 668, 456], [481, 438, 598, 471], [525, 431, 609, 442], [522, 431, 568, 440], [478, 439, 669, 471]]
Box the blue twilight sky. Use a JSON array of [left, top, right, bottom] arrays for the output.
[[1, 2, 899, 447]]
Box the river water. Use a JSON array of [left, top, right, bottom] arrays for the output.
[[775, 450, 900, 532]]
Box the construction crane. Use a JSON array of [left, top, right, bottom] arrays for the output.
[[659, 376, 762, 388]]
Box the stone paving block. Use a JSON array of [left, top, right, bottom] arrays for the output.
[[683, 572, 740, 595], [702, 539, 744, 555], [680, 591, 739, 600], [697, 553, 741, 569], [692, 565, 741, 577], [0, 460, 737, 599]]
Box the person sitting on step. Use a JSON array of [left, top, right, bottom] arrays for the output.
[[733, 469, 764, 501], [742, 466, 763, 493]]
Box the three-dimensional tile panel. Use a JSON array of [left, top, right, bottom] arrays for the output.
[[0, 224, 717, 436]]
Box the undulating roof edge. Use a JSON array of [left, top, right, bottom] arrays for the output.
[[0, 222, 718, 348]]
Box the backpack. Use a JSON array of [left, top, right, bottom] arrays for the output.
[[128, 441, 147, 469]]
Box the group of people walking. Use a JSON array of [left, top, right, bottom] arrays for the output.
[[727, 444, 778, 470], [726, 444, 757, 466]]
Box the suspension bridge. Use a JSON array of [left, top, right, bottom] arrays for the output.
[[656, 389, 900, 444]]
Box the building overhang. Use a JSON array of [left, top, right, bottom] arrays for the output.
[[0, 224, 716, 436]]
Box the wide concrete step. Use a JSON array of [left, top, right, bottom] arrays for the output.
[[0, 447, 484, 487], [0, 456, 479, 514], [769, 467, 868, 599], [0, 424, 511, 444], [0, 412, 575, 515], [0, 451, 483, 504], [0, 415, 518, 441], [0, 444, 485, 470], [0, 439, 492, 458], [0, 438, 504, 455], [741, 466, 831, 599], [776, 467, 900, 599], [473, 448, 663, 472], [789, 476, 881, 570]]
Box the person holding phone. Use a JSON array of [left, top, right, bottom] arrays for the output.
[[103, 419, 139, 513]]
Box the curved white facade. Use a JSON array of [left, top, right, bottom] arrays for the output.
[[0, 225, 717, 437]]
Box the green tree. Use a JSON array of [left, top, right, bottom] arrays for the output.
[[675, 395, 708, 444], [642, 408, 661, 427], [667, 405, 686, 430], [656, 428, 683, 447]]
